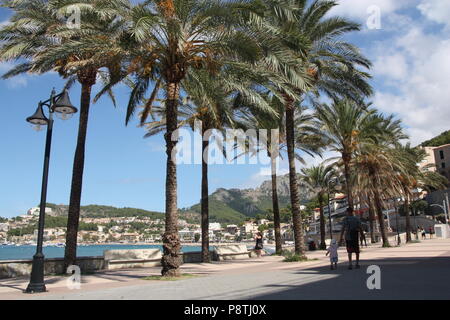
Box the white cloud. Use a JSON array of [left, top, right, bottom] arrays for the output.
[[373, 53, 408, 80], [417, 0, 450, 28], [331, 0, 411, 20], [372, 26, 450, 146], [0, 20, 10, 28], [0, 62, 30, 88]]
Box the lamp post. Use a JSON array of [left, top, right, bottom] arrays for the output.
[[430, 202, 448, 225], [25, 88, 77, 294], [393, 198, 401, 245]]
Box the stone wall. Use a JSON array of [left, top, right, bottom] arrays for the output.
[[214, 244, 250, 261], [0, 246, 256, 280], [104, 249, 161, 270], [0, 256, 104, 280]]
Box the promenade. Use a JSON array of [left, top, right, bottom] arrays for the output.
[[1, 237, 449, 300]]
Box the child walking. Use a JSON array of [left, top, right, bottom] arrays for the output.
[[326, 239, 339, 270]]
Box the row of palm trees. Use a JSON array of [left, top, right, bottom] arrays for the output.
[[1, 0, 446, 276], [301, 101, 447, 249]]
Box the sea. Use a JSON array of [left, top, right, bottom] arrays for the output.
[[0, 244, 205, 261]]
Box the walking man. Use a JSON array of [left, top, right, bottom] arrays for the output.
[[339, 207, 364, 270]]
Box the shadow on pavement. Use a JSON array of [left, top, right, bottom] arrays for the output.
[[251, 255, 450, 300]]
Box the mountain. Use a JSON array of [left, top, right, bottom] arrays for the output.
[[188, 174, 312, 224], [35, 175, 312, 225], [41, 204, 205, 224], [43, 204, 165, 220], [421, 130, 450, 147]]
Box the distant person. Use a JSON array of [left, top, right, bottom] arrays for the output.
[[254, 232, 263, 258], [360, 230, 368, 247], [429, 226, 434, 238], [326, 239, 339, 270], [339, 207, 364, 270], [421, 227, 426, 239]]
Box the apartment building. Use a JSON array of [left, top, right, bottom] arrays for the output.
[[421, 144, 450, 180]]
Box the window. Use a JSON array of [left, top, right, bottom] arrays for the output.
[[440, 150, 445, 160], [442, 162, 446, 169]]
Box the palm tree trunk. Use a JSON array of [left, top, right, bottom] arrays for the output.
[[343, 154, 354, 211], [373, 188, 389, 247], [201, 126, 210, 262], [64, 70, 96, 269], [284, 96, 305, 257], [269, 150, 282, 255], [161, 81, 182, 277], [403, 189, 412, 242], [318, 195, 326, 250], [367, 198, 376, 243]]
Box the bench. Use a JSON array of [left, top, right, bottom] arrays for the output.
[[213, 244, 251, 261], [103, 249, 162, 270]]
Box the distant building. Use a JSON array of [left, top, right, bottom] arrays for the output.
[[226, 225, 239, 235], [0, 223, 9, 232], [209, 223, 222, 231], [421, 144, 450, 180], [240, 221, 257, 236], [27, 207, 53, 216]]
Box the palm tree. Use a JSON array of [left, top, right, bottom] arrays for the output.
[[248, 0, 372, 256], [301, 163, 334, 249], [353, 113, 408, 246], [142, 69, 258, 262], [393, 144, 448, 242], [236, 96, 327, 254], [0, 0, 129, 267], [315, 100, 380, 212], [123, 0, 268, 276]]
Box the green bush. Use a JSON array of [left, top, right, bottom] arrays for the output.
[[282, 251, 308, 262]]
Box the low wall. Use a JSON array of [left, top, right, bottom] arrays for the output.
[[0, 256, 104, 280], [104, 249, 161, 270], [0, 246, 255, 280], [181, 251, 215, 263], [214, 244, 250, 261]]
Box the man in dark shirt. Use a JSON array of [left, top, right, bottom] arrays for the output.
[[339, 207, 364, 269]]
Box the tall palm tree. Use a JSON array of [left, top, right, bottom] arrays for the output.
[[122, 0, 269, 276], [142, 69, 263, 262], [249, 0, 372, 256], [301, 163, 334, 249], [236, 96, 327, 254], [0, 0, 129, 267], [316, 100, 380, 212], [393, 144, 448, 242], [353, 113, 407, 246]]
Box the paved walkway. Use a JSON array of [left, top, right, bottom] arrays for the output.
[[1, 238, 449, 300]]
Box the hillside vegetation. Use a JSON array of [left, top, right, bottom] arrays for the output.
[[421, 130, 450, 147]]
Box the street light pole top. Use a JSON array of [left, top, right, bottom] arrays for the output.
[[53, 89, 77, 119], [26, 102, 49, 131], [26, 88, 78, 128]]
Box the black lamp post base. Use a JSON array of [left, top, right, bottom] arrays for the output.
[[24, 253, 47, 294], [24, 283, 47, 294]]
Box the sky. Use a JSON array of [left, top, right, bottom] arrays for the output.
[[1, 0, 450, 218]]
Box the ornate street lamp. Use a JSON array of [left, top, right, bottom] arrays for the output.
[[25, 88, 77, 294]]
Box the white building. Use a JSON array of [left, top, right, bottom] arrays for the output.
[[27, 207, 53, 216], [0, 223, 9, 232], [209, 223, 222, 231]]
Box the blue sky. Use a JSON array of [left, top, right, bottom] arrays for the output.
[[1, 0, 450, 218]]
